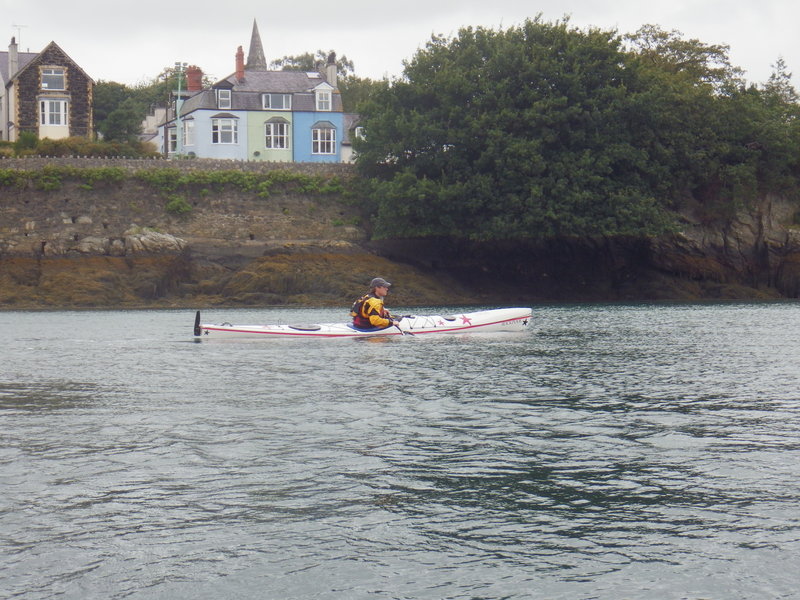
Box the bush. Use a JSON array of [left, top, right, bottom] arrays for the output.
[[165, 195, 193, 215], [5, 136, 159, 158]]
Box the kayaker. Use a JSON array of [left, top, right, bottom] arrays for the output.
[[350, 277, 399, 329]]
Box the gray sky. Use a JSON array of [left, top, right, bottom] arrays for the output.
[[3, 0, 797, 87]]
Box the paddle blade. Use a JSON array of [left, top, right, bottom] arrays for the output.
[[193, 311, 201, 336]]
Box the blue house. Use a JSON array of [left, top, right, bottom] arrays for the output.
[[161, 21, 347, 163]]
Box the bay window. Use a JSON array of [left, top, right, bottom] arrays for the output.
[[40, 100, 68, 126], [212, 118, 238, 144], [265, 119, 289, 149], [312, 126, 336, 154]]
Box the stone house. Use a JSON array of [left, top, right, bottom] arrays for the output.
[[0, 38, 94, 142]]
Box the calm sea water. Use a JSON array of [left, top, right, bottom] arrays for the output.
[[2, 303, 800, 599]]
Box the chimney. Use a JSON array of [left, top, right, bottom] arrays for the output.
[[326, 51, 337, 88], [186, 65, 203, 91], [8, 37, 19, 78], [235, 46, 245, 82]]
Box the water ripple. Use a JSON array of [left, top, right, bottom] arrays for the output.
[[2, 304, 800, 598]]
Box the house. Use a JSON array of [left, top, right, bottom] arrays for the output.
[[160, 21, 351, 163], [0, 38, 94, 142]]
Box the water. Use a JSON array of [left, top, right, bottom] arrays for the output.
[[2, 303, 800, 599]]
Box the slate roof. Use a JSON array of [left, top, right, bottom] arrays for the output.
[[179, 69, 343, 116], [0, 51, 37, 83], [221, 70, 330, 93]]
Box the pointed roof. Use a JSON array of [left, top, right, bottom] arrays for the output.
[[8, 41, 94, 84], [246, 19, 267, 70]]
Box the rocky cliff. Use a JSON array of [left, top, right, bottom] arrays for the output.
[[0, 161, 480, 309], [1, 160, 799, 309]]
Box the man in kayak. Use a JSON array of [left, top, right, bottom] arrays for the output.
[[350, 277, 399, 329]]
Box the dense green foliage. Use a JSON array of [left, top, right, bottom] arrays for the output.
[[0, 134, 159, 158], [94, 66, 212, 142], [269, 50, 355, 77], [355, 18, 800, 241], [0, 166, 347, 198]]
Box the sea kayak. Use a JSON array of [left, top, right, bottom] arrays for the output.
[[193, 307, 531, 339]]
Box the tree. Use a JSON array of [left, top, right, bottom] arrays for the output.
[[338, 74, 387, 113], [762, 57, 799, 108], [269, 50, 354, 77], [98, 97, 144, 142], [624, 25, 744, 92], [355, 17, 800, 242], [356, 18, 671, 241], [93, 81, 132, 133]]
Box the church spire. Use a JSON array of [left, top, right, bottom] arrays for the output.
[[246, 19, 267, 70]]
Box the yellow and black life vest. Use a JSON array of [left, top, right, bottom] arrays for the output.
[[350, 293, 391, 329]]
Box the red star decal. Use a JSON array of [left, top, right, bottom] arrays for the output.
[[438, 319, 445, 326], [460, 314, 472, 325]]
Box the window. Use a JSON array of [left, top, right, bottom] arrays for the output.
[[316, 89, 331, 111], [183, 120, 194, 146], [212, 118, 238, 144], [217, 89, 231, 109], [262, 94, 291, 110], [354, 126, 365, 140], [168, 128, 177, 152], [41, 68, 65, 90], [265, 120, 289, 149], [40, 100, 68, 126], [312, 127, 336, 154]]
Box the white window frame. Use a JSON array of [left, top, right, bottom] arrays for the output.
[[262, 94, 292, 110], [40, 99, 68, 126], [168, 127, 177, 152], [41, 67, 65, 90], [212, 118, 238, 144], [265, 121, 289, 149], [316, 89, 332, 111], [183, 120, 194, 146], [312, 127, 336, 154], [217, 89, 232, 109]]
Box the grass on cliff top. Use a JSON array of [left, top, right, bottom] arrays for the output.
[[0, 165, 350, 199]]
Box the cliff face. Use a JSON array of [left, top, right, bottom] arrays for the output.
[[369, 195, 800, 302], [647, 195, 800, 299], [0, 170, 477, 308], [1, 165, 799, 308]]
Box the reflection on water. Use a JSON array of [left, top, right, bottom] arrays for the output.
[[0, 381, 101, 411], [1, 304, 800, 599]]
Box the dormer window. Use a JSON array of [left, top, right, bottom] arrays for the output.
[[263, 94, 291, 110], [41, 67, 65, 90], [316, 89, 331, 111], [217, 89, 232, 109]]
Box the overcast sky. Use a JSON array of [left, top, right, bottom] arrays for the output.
[[3, 0, 797, 88]]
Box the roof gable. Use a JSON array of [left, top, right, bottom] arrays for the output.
[[10, 41, 94, 84]]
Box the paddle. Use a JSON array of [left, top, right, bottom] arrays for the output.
[[394, 316, 414, 336], [193, 311, 202, 336]]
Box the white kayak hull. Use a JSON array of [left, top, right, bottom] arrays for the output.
[[194, 307, 532, 339]]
